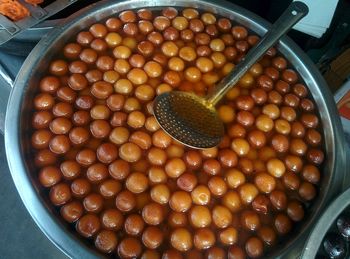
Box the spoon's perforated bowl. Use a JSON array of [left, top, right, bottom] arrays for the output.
[[153, 91, 224, 149]]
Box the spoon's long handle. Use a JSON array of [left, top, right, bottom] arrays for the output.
[[206, 1, 308, 106]]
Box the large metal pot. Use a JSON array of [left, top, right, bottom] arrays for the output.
[[4, 0, 348, 258]]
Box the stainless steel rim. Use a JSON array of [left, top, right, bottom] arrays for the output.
[[4, 0, 347, 258]]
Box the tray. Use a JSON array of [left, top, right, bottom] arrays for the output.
[[0, 0, 78, 45]]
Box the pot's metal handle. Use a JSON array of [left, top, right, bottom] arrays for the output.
[[0, 60, 14, 135]]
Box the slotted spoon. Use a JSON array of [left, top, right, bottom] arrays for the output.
[[153, 1, 308, 148]]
